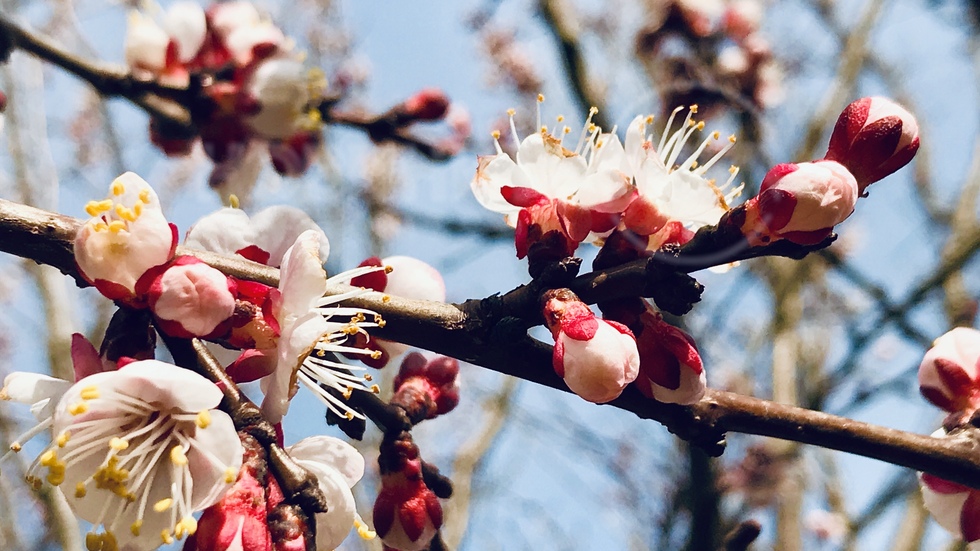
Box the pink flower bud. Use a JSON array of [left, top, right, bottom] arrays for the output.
[[374, 434, 442, 551], [401, 88, 450, 122], [146, 256, 237, 338], [825, 96, 919, 193], [741, 160, 858, 246], [918, 327, 980, 416], [391, 353, 460, 422], [633, 310, 706, 405], [543, 289, 640, 403], [919, 430, 980, 546]]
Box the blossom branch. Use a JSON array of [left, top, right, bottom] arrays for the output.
[[323, 106, 455, 161], [3, 200, 980, 489], [0, 12, 193, 127]]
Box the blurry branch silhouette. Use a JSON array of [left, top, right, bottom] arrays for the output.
[[6, 200, 980, 490], [538, 0, 609, 129], [0, 12, 455, 161], [721, 520, 762, 551]]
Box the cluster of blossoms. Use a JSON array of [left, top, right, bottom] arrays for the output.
[[126, 1, 325, 196], [472, 95, 919, 406], [917, 328, 980, 548], [125, 2, 467, 202], [636, 0, 784, 112], [1, 168, 456, 550]]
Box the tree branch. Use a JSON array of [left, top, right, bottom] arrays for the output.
[[2, 200, 980, 489]]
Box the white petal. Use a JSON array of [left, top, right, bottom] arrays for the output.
[[278, 231, 328, 317], [246, 58, 309, 139], [163, 2, 207, 63], [185, 208, 253, 257], [920, 474, 969, 537], [124, 11, 169, 73], [381, 256, 446, 303], [287, 436, 364, 488], [1, 372, 71, 421], [471, 154, 525, 218], [560, 324, 640, 403], [249, 206, 328, 267]]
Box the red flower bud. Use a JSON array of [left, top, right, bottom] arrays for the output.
[[374, 433, 442, 551], [391, 353, 460, 422], [825, 96, 919, 193], [918, 327, 980, 421], [402, 88, 450, 122]]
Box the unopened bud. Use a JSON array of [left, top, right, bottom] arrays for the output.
[[825, 96, 919, 193], [918, 327, 980, 418], [401, 88, 450, 122], [391, 353, 460, 423], [741, 160, 858, 246]]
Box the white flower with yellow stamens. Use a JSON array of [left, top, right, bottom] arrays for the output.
[[74, 172, 177, 305], [261, 230, 385, 424], [622, 106, 744, 237], [40, 360, 241, 551]]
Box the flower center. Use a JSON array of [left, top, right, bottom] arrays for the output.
[[83, 179, 153, 235]]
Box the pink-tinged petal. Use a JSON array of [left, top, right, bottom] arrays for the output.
[[226, 348, 277, 383], [236, 244, 271, 265], [826, 97, 919, 192], [919, 328, 980, 412], [562, 314, 599, 341], [760, 163, 799, 193], [515, 208, 532, 259], [553, 336, 566, 377], [921, 472, 971, 537], [623, 115, 650, 172], [71, 333, 108, 381], [922, 473, 972, 495], [163, 2, 207, 62], [501, 185, 549, 208], [559, 324, 640, 403], [148, 259, 236, 337], [556, 200, 594, 243], [622, 195, 670, 236], [757, 187, 796, 232], [826, 98, 871, 161], [382, 256, 446, 303], [225, 22, 286, 66]]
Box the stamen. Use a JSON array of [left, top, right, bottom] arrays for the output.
[[111, 180, 125, 196], [196, 410, 211, 429]]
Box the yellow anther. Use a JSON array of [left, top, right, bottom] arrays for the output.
[[196, 410, 212, 429], [540, 125, 548, 133], [355, 518, 377, 540], [596, 140, 604, 149], [0, 387, 7, 401], [130, 521, 142, 537], [68, 402, 89, 415], [132, 202, 143, 218], [645, 115, 655, 124], [9, 442, 20, 452], [370, 350, 383, 360], [107, 220, 126, 234], [506, 108, 516, 116], [160, 529, 174, 545], [537, 93, 545, 102], [382, 295, 391, 303], [589, 106, 598, 115], [111, 180, 126, 196], [728, 134, 737, 143], [138, 189, 151, 204], [25, 475, 42, 490], [80, 385, 100, 400], [224, 467, 238, 484], [345, 411, 354, 420], [696, 121, 705, 130], [228, 194, 240, 209], [384, 265, 394, 274], [491, 130, 501, 140], [556, 115, 564, 122], [114, 204, 137, 222], [153, 498, 174, 513], [46, 470, 65, 486], [75, 482, 87, 498], [729, 165, 738, 174], [343, 387, 354, 400], [563, 126, 571, 134], [588, 123, 597, 132], [93, 221, 109, 232], [40, 449, 57, 466], [377, 318, 386, 328], [370, 384, 381, 393], [690, 104, 699, 113], [170, 445, 188, 466], [175, 517, 198, 539], [691, 161, 699, 169], [109, 437, 129, 451], [364, 374, 374, 381], [84, 199, 114, 217], [712, 131, 720, 140], [85, 532, 99, 551]]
